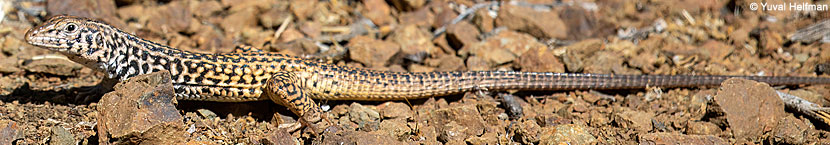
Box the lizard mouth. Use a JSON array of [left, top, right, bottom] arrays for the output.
[[25, 36, 70, 50]]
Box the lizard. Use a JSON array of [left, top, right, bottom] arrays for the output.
[[23, 15, 830, 133]]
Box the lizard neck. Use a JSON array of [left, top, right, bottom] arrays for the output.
[[100, 28, 192, 81]]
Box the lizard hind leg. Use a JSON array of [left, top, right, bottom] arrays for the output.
[[264, 71, 332, 134]]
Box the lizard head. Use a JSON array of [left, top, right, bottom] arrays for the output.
[[25, 15, 113, 69]]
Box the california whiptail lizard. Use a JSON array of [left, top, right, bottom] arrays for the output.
[[23, 15, 830, 132]]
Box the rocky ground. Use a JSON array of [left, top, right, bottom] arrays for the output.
[[1, 0, 830, 144]]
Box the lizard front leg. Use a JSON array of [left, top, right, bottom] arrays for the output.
[[264, 71, 333, 134]]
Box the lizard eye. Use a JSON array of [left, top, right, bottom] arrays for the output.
[[64, 23, 77, 32]]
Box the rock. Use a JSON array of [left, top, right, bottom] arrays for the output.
[[388, 0, 426, 11], [0, 76, 26, 96], [425, 55, 466, 71], [97, 71, 185, 144], [46, 0, 124, 28], [557, 6, 616, 40], [495, 4, 567, 39], [583, 51, 630, 74], [193, 0, 223, 17], [348, 103, 380, 131], [614, 109, 655, 132], [465, 56, 491, 71], [260, 8, 292, 28], [347, 36, 401, 67], [473, 8, 495, 33], [299, 22, 322, 39], [685, 121, 721, 135], [537, 124, 597, 145], [561, 39, 603, 72], [21, 58, 84, 76], [388, 25, 439, 57], [2, 37, 24, 56], [639, 133, 726, 144], [221, 8, 258, 37], [289, 0, 317, 20], [398, 8, 434, 27], [264, 129, 299, 145], [517, 47, 564, 72], [429, 104, 485, 143], [50, 126, 75, 145], [713, 78, 786, 142], [378, 102, 413, 119], [0, 57, 21, 74], [0, 120, 22, 144], [512, 113, 541, 143], [378, 118, 410, 138], [146, 1, 192, 34], [362, 0, 394, 25], [699, 40, 733, 60], [446, 21, 480, 49], [774, 115, 810, 145], [463, 30, 546, 65], [317, 130, 406, 144], [466, 132, 498, 145]]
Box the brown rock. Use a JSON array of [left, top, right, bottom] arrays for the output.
[[614, 109, 655, 132], [0, 57, 21, 74], [289, 0, 317, 20], [685, 121, 721, 135], [191, 24, 231, 53], [21, 58, 84, 76], [299, 22, 322, 39], [0, 76, 26, 96], [408, 64, 435, 72], [429, 104, 486, 142], [97, 71, 185, 144], [699, 40, 733, 60], [466, 132, 498, 145], [465, 56, 491, 71], [378, 102, 413, 119], [347, 36, 400, 67], [46, 0, 124, 28], [348, 103, 380, 131], [260, 8, 293, 28], [463, 30, 547, 66], [774, 115, 811, 144], [378, 118, 411, 138], [0, 120, 22, 144], [146, 1, 192, 34], [473, 8, 495, 33], [425, 55, 466, 71], [511, 119, 541, 144], [639, 133, 726, 144], [495, 4, 567, 39], [220, 8, 258, 37], [398, 8, 434, 27], [387, 0, 426, 11], [518, 47, 564, 72], [713, 78, 786, 142], [264, 129, 299, 145], [446, 21, 480, 50], [317, 130, 406, 144], [537, 124, 597, 145], [49, 126, 75, 145], [561, 39, 603, 72], [557, 6, 616, 40], [362, 0, 394, 25], [193, 0, 223, 17], [388, 25, 439, 57]]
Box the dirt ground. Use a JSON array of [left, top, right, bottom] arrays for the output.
[[1, 0, 830, 144]]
